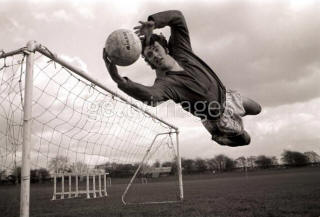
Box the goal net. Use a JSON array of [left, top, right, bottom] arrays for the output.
[[0, 42, 183, 216]]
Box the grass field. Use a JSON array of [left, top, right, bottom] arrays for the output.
[[1, 167, 319, 217]]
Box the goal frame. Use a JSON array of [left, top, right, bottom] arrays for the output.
[[0, 41, 184, 217], [121, 132, 180, 205]]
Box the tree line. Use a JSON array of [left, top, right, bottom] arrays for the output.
[[1, 150, 319, 184], [180, 150, 319, 174]]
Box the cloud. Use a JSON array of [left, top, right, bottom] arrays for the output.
[[180, 1, 320, 107], [33, 10, 74, 23], [76, 6, 95, 20], [33, 12, 51, 22], [249, 64, 320, 106], [60, 54, 88, 72], [32, 3, 95, 22]]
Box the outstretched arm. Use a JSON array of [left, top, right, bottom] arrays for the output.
[[117, 79, 168, 106], [148, 10, 192, 52], [103, 49, 168, 106], [134, 20, 155, 46], [134, 10, 191, 52]]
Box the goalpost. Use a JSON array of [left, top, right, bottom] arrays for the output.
[[0, 41, 183, 217]]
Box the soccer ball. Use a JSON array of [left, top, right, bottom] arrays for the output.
[[105, 29, 142, 66]]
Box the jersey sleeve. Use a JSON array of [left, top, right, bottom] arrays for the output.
[[117, 77, 170, 106], [148, 10, 192, 53]]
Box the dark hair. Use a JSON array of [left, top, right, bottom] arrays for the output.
[[141, 33, 168, 54], [141, 34, 168, 69]]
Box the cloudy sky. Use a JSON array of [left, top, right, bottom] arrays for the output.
[[1, 0, 319, 161]]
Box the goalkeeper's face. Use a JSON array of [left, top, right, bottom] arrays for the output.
[[143, 42, 170, 71]]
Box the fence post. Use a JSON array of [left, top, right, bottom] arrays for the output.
[[61, 174, 65, 199], [75, 174, 79, 197], [68, 174, 71, 198], [93, 174, 96, 198], [104, 173, 107, 196], [52, 174, 57, 200], [98, 174, 102, 197], [86, 175, 90, 199]]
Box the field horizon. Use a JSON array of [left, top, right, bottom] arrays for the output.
[[1, 166, 319, 217]]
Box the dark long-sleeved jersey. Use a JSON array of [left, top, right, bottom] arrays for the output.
[[118, 10, 226, 120]]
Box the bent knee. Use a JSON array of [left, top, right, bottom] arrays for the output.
[[243, 97, 262, 115], [228, 132, 251, 147], [242, 134, 251, 145], [255, 103, 262, 115]]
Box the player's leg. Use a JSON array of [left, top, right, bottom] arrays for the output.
[[220, 131, 251, 147], [202, 120, 250, 147], [201, 119, 218, 135], [209, 131, 251, 147], [242, 96, 262, 116]]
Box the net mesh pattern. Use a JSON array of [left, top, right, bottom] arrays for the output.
[[0, 52, 177, 177]]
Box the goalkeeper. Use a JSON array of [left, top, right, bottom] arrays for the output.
[[103, 10, 261, 147]]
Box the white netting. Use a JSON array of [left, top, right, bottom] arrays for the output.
[[0, 51, 178, 186]]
